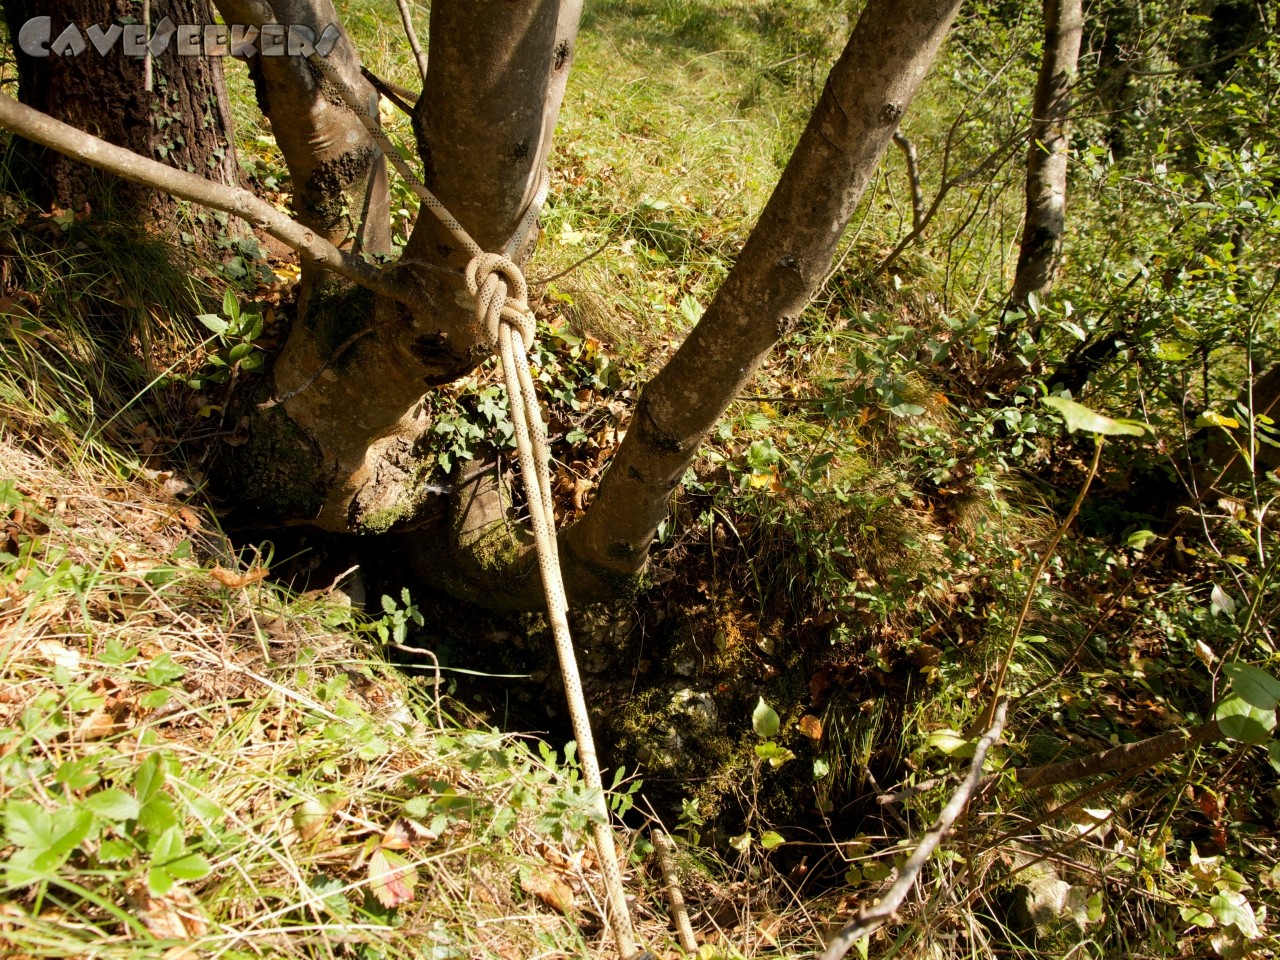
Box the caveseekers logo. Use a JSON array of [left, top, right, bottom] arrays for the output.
[[16, 17, 340, 58]]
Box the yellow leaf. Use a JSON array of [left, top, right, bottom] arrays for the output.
[[556, 224, 585, 246]]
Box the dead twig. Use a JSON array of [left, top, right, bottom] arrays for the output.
[[815, 699, 1007, 960], [397, 0, 429, 81]]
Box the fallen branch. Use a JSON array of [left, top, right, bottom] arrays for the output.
[[1003, 720, 1219, 792], [815, 699, 1007, 960]]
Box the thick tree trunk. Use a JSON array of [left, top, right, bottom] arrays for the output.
[[1, 0, 240, 227], [212, 0, 583, 532], [1010, 0, 1083, 308], [559, 0, 964, 590]]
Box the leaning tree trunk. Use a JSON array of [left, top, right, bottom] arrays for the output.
[[551, 0, 965, 597], [1, 0, 239, 225], [1010, 0, 1084, 309]]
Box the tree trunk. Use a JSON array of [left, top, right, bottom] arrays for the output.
[[559, 0, 964, 591], [1, 0, 240, 226], [211, 0, 584, 534], [1010, 0, 1083, 308]]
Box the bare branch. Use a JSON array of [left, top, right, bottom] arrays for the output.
[[0, 93, 399, 301], [397, 0, 430, 81], [815, 700, 1007, 960], [892, 130, 925, 231], [1004, 719, 1220, 792]]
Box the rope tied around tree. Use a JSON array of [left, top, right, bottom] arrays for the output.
[[304, 52, 644, 960]]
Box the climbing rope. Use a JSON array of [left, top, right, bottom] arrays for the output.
[[305, 54, 642, 959]]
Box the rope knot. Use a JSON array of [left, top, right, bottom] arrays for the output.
[[466, 252, 535, 354]]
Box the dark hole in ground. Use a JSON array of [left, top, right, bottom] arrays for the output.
[[228, 522, 913, 894]]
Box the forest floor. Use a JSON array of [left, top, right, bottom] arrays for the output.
[[3, 1, 1280, 959]]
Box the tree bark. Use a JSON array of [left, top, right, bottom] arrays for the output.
[[1, 0, 240, 231], [561, 0, 963, 588], [212, 0, 584, 532], [1010, 0, 1083, 308]]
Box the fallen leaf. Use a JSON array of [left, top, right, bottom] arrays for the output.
[[368, 848, 417, 908], [521, 868, 574, 914], [210, 565, 269, 589], [797, 714, 823, 741], [36, 640, 81, 673]]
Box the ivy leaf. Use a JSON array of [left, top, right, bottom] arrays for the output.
[[1215, 694, 1276, 744], [1043, 396, 1148, 436], [752, 698, 780, 739], [1222, 662, 1280, 710]]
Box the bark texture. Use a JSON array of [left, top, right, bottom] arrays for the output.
[[1, 0, 239, 226], [1010, 0, 1084, 307], [560, 0, 964, 586], [213, 0, 584, 531]]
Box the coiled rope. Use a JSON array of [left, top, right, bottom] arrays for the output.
[[305, 54, 642, 959]]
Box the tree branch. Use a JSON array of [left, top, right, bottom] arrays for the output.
[[397, 0, 429, 80], [0, 93, 400, 300], [815, 700, 1007, 960], [892, 130, 925, 232]]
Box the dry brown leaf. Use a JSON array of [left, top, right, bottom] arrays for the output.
[[521, 868, 575, 915], [132, 884, 208, 940], [756, 913, 784, 948], [209, 565, 269, 589], [797, 714, 823, 741]]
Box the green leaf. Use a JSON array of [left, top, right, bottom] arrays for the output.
[[97, 838, 134, 864], [55, 757, 101, 791], [760, 831, 785, 850], [1222, 662, 1280, 710], [926, 729, 975, 757], [222, 288, 238, 321], [1180, 904, 1216, 928], [228, 342, 254, 363], [1269, 741, 1280, 774], [145, 654, 186, 687], [1210, 890, 1260, 938], [2, 802, 93, 874], [99, 637, 138, 665], [1126, 529, 1159, 550], [728, 831, 752, 853], [1210, 584, 1236, 618], [752, 698, 780, 739], [813, 758, 830, 779], [196, 314, 229, 336], [83, 789, 141, 822], [1042, 395, 1148, 436], [148, 827, 211, 895], [1215, 694, 1276, 744], [4, 801, 49, 848]]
